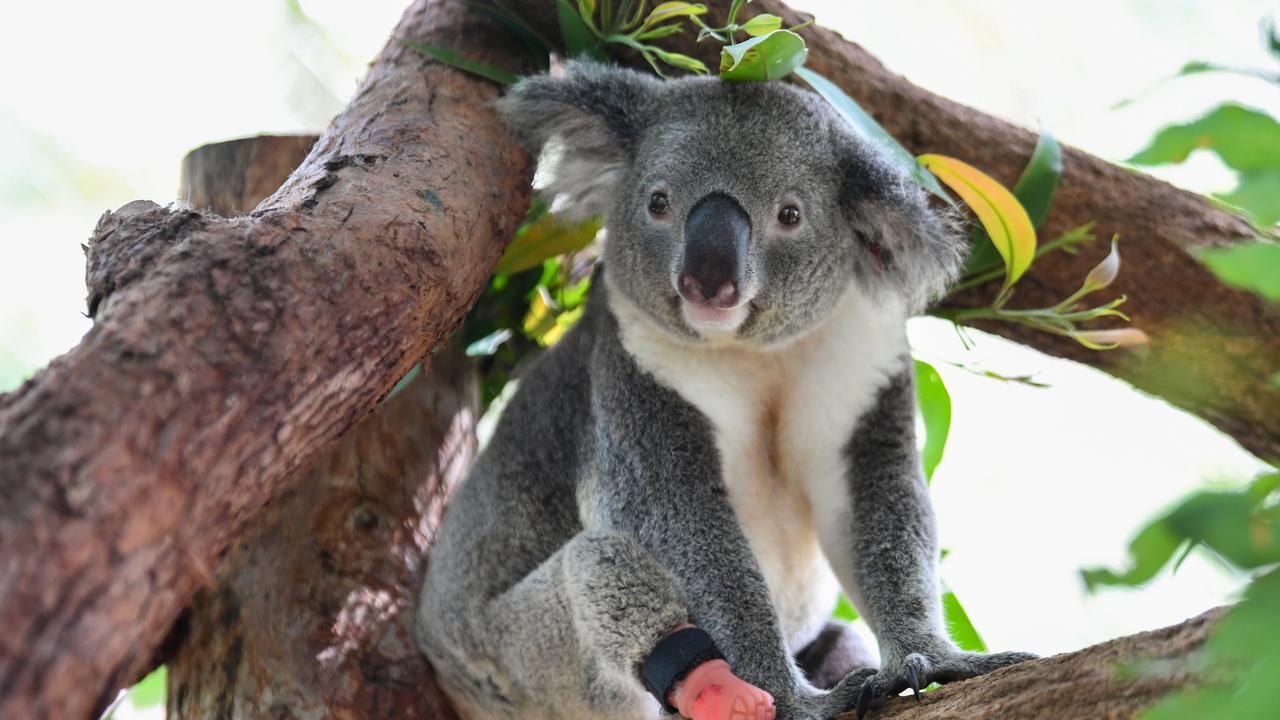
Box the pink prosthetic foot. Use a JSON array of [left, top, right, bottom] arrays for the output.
[[668, 659, 776, 720]]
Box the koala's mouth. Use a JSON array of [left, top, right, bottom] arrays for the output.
[[670, 294, 757, 338]]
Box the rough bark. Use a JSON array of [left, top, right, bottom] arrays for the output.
[[839, 608, 1224, 720], [502, 0, 1280, 462], [0, 2, 531, 718], [163, 136, 470, 719], [166, 348, 473, 720]]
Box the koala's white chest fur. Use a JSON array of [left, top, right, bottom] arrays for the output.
[[612, 283, 908, 652]]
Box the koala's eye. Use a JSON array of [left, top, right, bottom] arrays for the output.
[[778, 205, 801, 226], [648, 192, 670, 216]]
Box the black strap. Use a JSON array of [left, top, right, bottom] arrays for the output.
[[641, 627, 725, 714]]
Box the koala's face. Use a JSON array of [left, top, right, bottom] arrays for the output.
[[499, 62, 962, 348]]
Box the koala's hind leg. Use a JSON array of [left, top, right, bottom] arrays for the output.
[[440, 531, 691, 720], [794, 621, 879, 691]]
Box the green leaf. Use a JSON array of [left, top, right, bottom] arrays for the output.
[[644, 2, 708, 27], [914, 359, 951, 482], [399, 39, 519, 85], [1219, 168, 1280, 227], [1083, 473, 1280, 592], [719, 29, 808, 82], [460, 0, 551, 68], [942, 588, 987, 652], [557, 0, 606, 60], [832, 593, 860, 622], [496, 213, 603, 275], [635, 23, 687, 41], [1081, 519, 1185, 591], [128, 666, 166, 708], [1197, 241, 1280, 303], [651, 47, 710, 74], [794, 67, 952, 204], [1128, 103, 1280, 174], [1011, 131, 1062, 228], [739, 13, 783, 37]]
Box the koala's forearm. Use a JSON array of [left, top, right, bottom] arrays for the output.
[[833, 368, 947, 659]]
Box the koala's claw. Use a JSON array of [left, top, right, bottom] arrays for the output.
[[904, 663, 923, 702], [852, 650, 1036, 719]]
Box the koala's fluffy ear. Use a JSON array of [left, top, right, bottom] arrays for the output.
[[497, 60, 661, 219], [838, 141, 967, 313]]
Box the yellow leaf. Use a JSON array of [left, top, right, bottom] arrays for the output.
[[522, 287, 560, 345], [644, 2, 708, 27], [496, 213, 602, 275], [918, 154, 1037, 291]]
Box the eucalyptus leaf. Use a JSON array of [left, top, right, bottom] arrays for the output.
[[651, 47, 710, 74], [496, 213, 602, 275], [739, 13, 782, 37], [919, 154, 1038, 294], [719, 29, 807, 82], [1219, 168, 1280, 227], [914, 359, 951, 483], [964, 130, 1060, 276], [644, 1, 708, 28], [832, 593, 860, 622], [942, 588, 987, 652], [1129, 103, 1280, 173], [1011, 131, 1062, 228], [794, 67, 952, 204], [127, 666, 167, 708], [399, 39, 519, 85], [460, 0, 551, 68], [557, 0, 606, 60]]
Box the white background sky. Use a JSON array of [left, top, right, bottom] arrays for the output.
[[1, 1, 1277, 714]]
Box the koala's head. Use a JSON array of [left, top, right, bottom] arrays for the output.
[[498, 61, 964, 348]]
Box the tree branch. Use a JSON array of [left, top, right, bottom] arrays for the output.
[[0, 2, 531, 718], [842, 608, 1223, 719]]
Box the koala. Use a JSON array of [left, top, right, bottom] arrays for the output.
[[416, 61, 1034, 720]]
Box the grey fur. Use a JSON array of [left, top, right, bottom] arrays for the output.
[[417, 62, 1030, 720]]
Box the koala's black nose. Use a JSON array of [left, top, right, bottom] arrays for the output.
[[679, 192, 750, 308]]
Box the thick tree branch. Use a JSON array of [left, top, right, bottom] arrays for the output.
[[502, 0, 1280, 461], [162, 135, 472, 719], [0, 2, 531, 718], [841, 608, 1223, 720]]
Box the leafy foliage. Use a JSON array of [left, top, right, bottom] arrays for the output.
[[1083, 471, 1280, 720], [1129, 103, 1280, 226]]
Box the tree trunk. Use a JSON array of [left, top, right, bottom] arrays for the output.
[[0, 2, 531, 718], [179, 135, 319, 216], [162, 136, 470, 719], [839, 608, 1224, 720], [501, 0, 1280, 463]]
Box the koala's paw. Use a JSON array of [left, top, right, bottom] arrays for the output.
[[852, 649, 1036, 719]]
